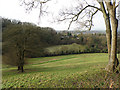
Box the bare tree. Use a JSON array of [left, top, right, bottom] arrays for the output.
[[2, 23, 30, 72], [21, 0, 120, 72]]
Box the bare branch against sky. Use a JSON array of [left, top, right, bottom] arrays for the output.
[[56, 0, 102, 30], [0, 0, 110, 31]]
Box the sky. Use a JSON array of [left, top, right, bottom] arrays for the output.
[[0, 0, 116, 31]]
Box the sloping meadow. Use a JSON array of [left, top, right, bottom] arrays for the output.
[[2, 53, 120, 88]]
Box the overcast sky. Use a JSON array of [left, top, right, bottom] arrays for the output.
[[0, 0, 112, 31]]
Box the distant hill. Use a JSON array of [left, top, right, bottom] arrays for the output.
[[57, 30, 106, 35], [57, 30, 120, 36]]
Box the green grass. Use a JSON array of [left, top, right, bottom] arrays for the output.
[[2, 53, 120, 88], [45, 43, 87, 55]]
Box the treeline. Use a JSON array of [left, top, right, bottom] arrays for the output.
[[2, 18, 120, 59], [2, 18, 61, 58]]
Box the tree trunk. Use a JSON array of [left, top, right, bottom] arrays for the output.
[[98, 2, 112, 70], [98, 2, 111, 60], [20, 50, 25, 72], [18, 66, 21, 71], [18, 65, 24, 72], [104, 14, 114, 71], [18, 56, 24, 72], [109, 18, 119, 72], [106, 4, 119, 72], [105, 14, 111, 60], [21, 66, 24, 72]]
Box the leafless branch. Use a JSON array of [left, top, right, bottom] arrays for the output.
[[65, 5, 100, 30], [89, 10, 98, 30], [20, 0, 51, 18], [115, 4, 119, 8]]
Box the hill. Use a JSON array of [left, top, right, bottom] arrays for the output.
[[57, 30, 106, 35], [2, 53, 120, 88]]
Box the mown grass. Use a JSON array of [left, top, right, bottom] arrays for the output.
[[2, 53, 120, 88]]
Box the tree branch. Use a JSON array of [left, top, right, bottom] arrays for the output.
[[87, 5, 102, 11], [115, 4, 119, 9], [39, 0, 51, 4], [89, 10, 98, 30], [67, 5, 101, 30], [21, 0, 51, 12]]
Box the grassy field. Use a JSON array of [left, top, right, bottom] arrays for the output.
[[2, 53, 120, 88], [45, 43, 86, 54]]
